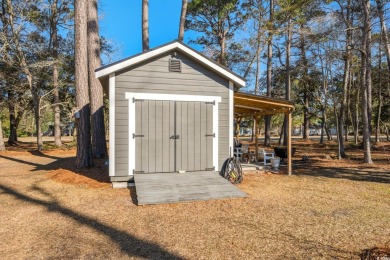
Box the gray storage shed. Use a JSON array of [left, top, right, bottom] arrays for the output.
[[96, 41, 246, 184]]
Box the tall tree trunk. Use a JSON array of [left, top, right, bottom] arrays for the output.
[[375, 82, 382, 144], [178, 0, 188, 41], [375, 0, 390, 73], [218, 36, 227, 66], [7, 90, 18, 145], [75, 0, 93, 168], [32, 77, 43, 150], [283, 17, 292, 146], [345, 70, 352, 142], [52, 0, 62, 147], [253, 115, 257, 145], [337, 55, 350, 157], [334, 103, 341, 158], [319, 42, 329, 144], [88, 0, 107, 158], [353, 82, 360, 144], [324, 120, 332, 141], [361, 0, 373, 163], [254, 1, 263, 95], [264, 0, 273, 147], [5, 0, 41, 150], [0, 119, 5, 151], [278, 121, 285, 145], [320, 113, 325, 144], [375, 34, 383, 144], [235, 117, 242, 141], [337, 0, 351, 158], [303, 92, 309, 139], [243, 7, 264, 80], [382, 121, 389, 141], [300, 28, 310, 140], [142, 0, 149, 51], [254, 50, 260, 94]]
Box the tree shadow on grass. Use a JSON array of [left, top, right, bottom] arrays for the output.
[[129, 187, 138, 205], [0, 183, 184, 259], [0, 154, 110, 184], [28, 150, 62, 160], [293, 162, 390, 184]]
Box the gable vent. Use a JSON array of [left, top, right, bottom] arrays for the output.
[[169, 59, 181, 73]]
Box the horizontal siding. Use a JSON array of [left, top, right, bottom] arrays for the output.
[[114, 51, 231, 176], [116, 76, 228, 88], [117, 71, 228, 85], [114, 170, 128, 176]]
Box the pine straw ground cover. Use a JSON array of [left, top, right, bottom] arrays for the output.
[[0, 139, 389, 259]]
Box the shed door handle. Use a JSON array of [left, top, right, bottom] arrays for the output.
[[170, 135, 180, 139]]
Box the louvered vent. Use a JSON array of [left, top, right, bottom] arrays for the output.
[[169, 59, 181, 73]]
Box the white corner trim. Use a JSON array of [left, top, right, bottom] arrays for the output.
[[229, 81, 234, 157], [213, 101, 219, 171], [125, 92, 221, 174], [109, 73, 115, 177], [95, 42, 246, 87], [128, 97, 136, 176]]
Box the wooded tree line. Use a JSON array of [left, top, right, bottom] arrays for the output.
[[183, 0, 390, 163], [0, 0, 75, 150], [1, 0, 389, 166], [0, 0, 108, 167]]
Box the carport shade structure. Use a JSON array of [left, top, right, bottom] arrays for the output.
[[234, 92, 295, 175]]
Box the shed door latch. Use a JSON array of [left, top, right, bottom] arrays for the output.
[[170, 135, 180, 140], [133, 133, 144, 139]]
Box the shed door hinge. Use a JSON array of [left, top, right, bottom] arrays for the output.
[[133, 133, 144, 138], [133, 169, 145, 174], [205, 100, 215, 105], [205, 133, 215, 138]]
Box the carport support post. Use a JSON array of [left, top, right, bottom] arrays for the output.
[[287, 110, 292, 175], [235, 116, 242, 141], [254, 114, 259, 162]]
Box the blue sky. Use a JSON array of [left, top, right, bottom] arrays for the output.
[[99, 0, 196, 60]]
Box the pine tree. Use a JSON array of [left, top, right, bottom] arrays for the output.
[[75, 0, 93, 168]]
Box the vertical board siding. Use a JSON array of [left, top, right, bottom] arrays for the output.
[[187, 102, 195, 171], [115, 52, 230, 176], [200, 103, 207, 170], [206, 104, 214, 169], [136, 100, 177, 173], [178, 102, 186, 171], [135, 100, 214, 173], [135, 101, 142, 172], [141, 101, 149, 172], [194, 102, 201, 170], [155, 101, 163, 172], [148, 101, 156, 173]]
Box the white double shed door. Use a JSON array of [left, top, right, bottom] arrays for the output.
[[126, 93, 221, 174]]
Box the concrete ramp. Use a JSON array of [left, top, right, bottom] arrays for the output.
[[134, 171, 247, 205]]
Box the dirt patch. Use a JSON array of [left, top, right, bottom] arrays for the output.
[[46, 168, 110, 189], [361, 246, 390, 259]]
